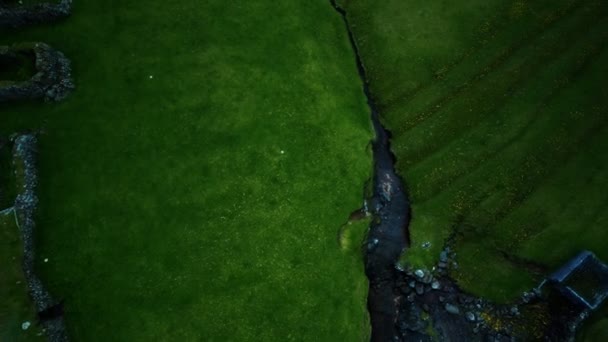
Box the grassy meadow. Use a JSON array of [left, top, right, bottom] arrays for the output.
[[1, 0, 373, 340], [340, 0, 608, 336]]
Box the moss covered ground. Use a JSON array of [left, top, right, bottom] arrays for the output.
[[1, 0, 373, 340], [339, 0, 608, 337]]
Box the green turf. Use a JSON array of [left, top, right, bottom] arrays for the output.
[[1, 0, 373, 340], [339, 0, 608, 304]]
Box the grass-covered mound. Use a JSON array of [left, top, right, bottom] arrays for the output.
[[339, 0, 608, 304], [1, 0, 373, 340]]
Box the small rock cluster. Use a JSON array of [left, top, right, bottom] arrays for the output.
[[0, 42, 74, 102], [393, 248, 526, 341], [0, 0, 71, 28], [12, 134, 69, 342]]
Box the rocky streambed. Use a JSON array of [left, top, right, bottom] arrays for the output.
[[330, 1, 594, 341]]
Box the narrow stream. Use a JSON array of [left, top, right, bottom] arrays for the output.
[[329, 1, 411, 341]]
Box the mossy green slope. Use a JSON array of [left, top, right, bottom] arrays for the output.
[[1, 0, 372, 340], [340, 0, 608, 304]]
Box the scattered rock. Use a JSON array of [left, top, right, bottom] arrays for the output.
[[466, 312, 476, 322], [422, 241, 431, 249], [431, 280, 441, 290], [440, 251, 448, 262], [414, 269, 425, 278], [21, 321, 31, 330]]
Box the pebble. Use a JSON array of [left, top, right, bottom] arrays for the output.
[[445, 303, 460, 315], [407, 293, 415, 302], [416, 283, 424, 295], [431, 280, 441, 290], [439, 296, 445, 302], [21, 321, 31, 330], [409, 280, 416, 288], [44, 258, 48, 263], [438, 261, 447, 268], [422, 241, 431, 249], [414, 269, 425, 278], [466, 312, 476, 322], [440, 251, 448, 262]]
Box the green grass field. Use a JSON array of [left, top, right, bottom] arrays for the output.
[[1, 1, 373, 340], [340, 0, 608, 336]]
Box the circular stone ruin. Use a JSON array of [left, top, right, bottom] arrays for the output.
[[0, 0, 71, 28], [0, 42, 74, 102]]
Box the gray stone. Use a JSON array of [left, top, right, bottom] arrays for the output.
[[409, 280, 416, 288], [438, 261, 447, 268], [416, 283, 424, 295], [0, 0, 72, 29], [440, 251, 448, 262], [431, 280, 441, 290], [422, 273, 433, 284], [445, 303, 460, 315], [0, 43, 74, 103], [414, 269, 425, 278], [466, 312, 476, 322]]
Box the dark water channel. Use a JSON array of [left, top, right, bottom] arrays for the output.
[[329, 1, 411, 341]]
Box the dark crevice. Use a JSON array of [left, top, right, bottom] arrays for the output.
[[329, 1, 411, 341]]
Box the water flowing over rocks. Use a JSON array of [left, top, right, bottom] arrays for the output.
[[329, 1, 598, 340], [0, 42, 74, 102]]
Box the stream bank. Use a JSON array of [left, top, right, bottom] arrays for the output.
[[329, 1, 595, 341], [329, 1, 410, 340]]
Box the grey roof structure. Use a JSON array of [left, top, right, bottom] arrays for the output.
[[546, 251, 608, 310]]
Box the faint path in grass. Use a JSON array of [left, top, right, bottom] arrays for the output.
[[330, 1, 411, 341]]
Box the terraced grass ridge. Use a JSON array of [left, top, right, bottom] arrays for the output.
[[338, 0, 608, 338], [0, 1, 374, 340]]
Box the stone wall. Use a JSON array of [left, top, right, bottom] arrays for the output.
[[0, 0, 71, 28], [13, 134, 69, 342], [0, 42, 74, 102]]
